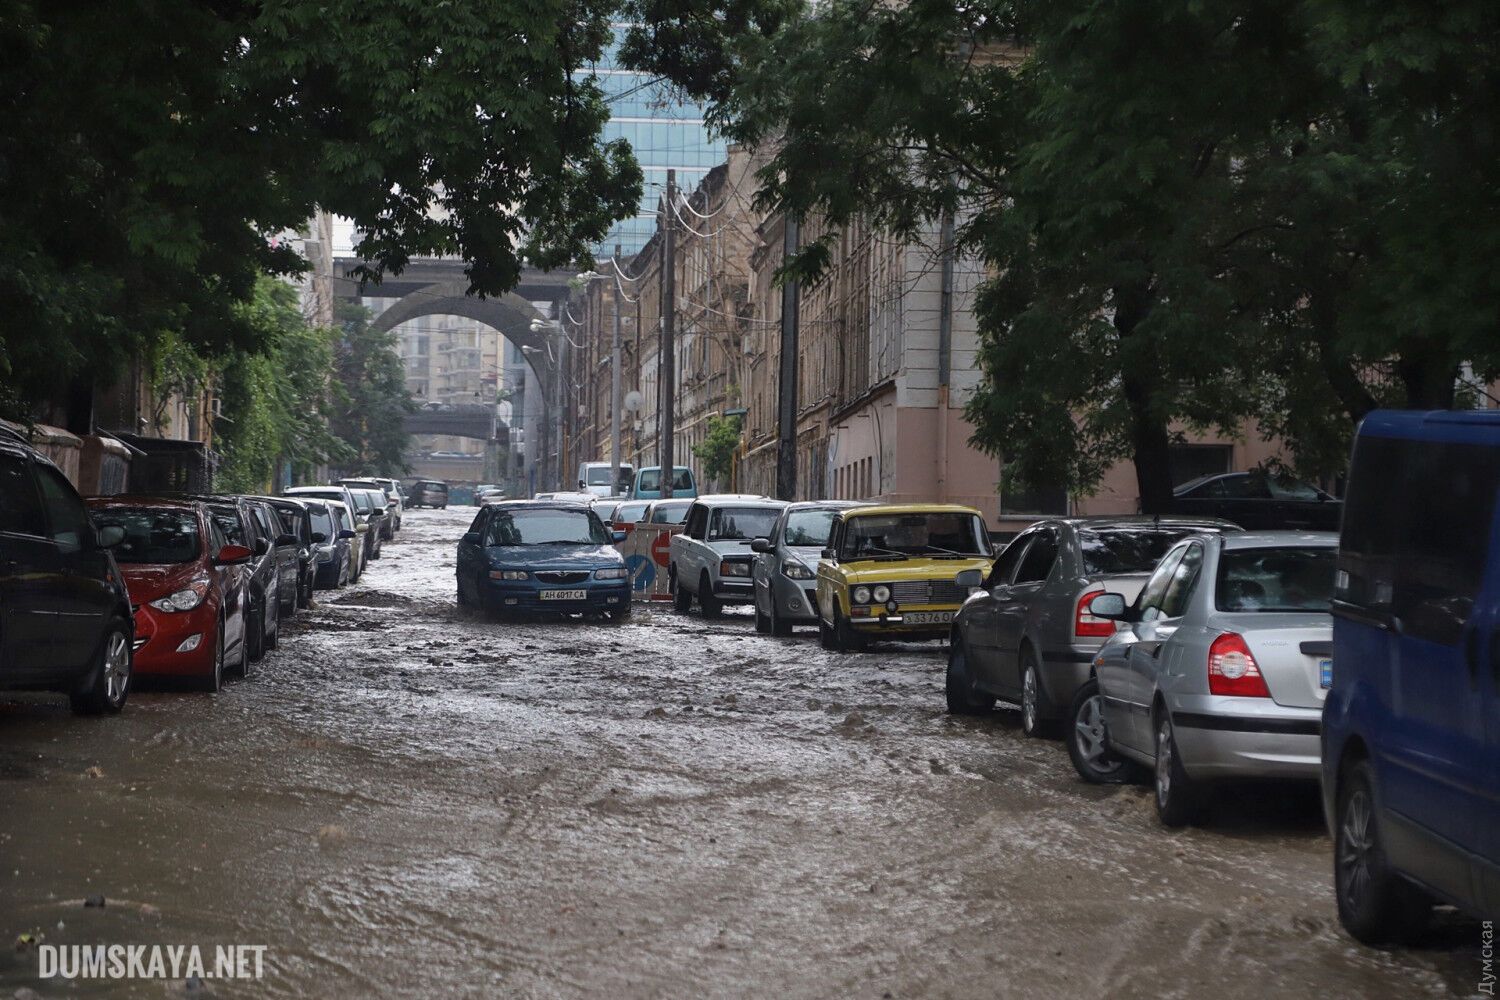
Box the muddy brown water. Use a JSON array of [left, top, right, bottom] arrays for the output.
[[0, 508, 1479, 998]]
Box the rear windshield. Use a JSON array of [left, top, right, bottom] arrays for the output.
[[615, 502, 649, 522], [710, 507, 779, 541], [650, 503, 691, 524], [103, 508, 200, 564], [784, 510, 837, 547], [1216, 546, 1337, 613], [1081, 529, 1209, 575]]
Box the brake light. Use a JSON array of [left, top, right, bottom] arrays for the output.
[[1208, 632, 1270, 697], [1074, 589, 1113, 637]]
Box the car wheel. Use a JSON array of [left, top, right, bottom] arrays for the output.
[[769, 597, 793, 637], [297, 576, 311, 610], [246, 603, 265, 664], [818, 613, 836, 650], [1066, 678, 1134, 784], [608, 607, 632, 622], [199, 618, 225, 693], [1019, 652, 1056, 738], [698, 572, 722, 618], [457, 574, 474, 608], [671, 569, 692, 612], [70, 621, 131, 715], [1335, 759, 1432, 944], [1154, 713, 1201, 827], [945, 634, 995, 715], [832, 608, 864, 652], [265, 596, 280, 652], [754, 597, 771, 633]]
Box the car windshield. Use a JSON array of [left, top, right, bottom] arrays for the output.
[[710, 507, 779, 541], [484, 509, 608, 546], [838, 513, 989, 560], [1216, 546, 1337, 612], [103, 508, 200, 564], [1080, 528, 1212, 575], [615, 502, 648, 522], [585, 468, 613, 485], [784, 510, 838, 547], [651, 503, 691, 524]]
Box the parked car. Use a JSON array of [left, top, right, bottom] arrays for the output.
[[669, 497, 787, 617], [284, 486, 364, 578], [815, 504, 994, 651], [408, 480, 449, 509], [87, 497, 252, 692], [370, 477, 405, 530], [610, 500, 650, 534], [1073, 532, 1337, 827], [591, 497, 626, 524], [303, 499, 355, 590], [256, 496, 319, 609], [630, 465, 697, 500], [0, 431, 133, 714], [473, 484, 505, 506], [1166, 471, 1341, 531], [341, 478, 399, 538], [350, 487, 392, 552], [750, 501, 867, 635], [455, 500, 631, 620], [644, 498, 694, 526], [578, 461, 634, 498], [234, 496, 302, 619], [1324, 409, 1500, 941], [947, 516, 1240, 735], [173, 494, 282, 661]]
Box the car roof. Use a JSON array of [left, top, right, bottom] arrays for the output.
[[1050, 515, 1241, 531], [783, 500, 868, 512], [285, 486, 345, 494], [483, 499, 595, 511], [86, 495, 199, 511], [844, 503, 984, 518], [689, 495, 779, 507], [1219, 531, 1339, 549]]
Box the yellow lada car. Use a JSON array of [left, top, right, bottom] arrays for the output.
[[815, 504, 995, 651]]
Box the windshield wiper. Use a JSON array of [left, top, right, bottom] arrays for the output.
[[922, 545, 971, 558], [850, 545, 910, 561]]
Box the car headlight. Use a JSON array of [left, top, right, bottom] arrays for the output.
[[594, 567, 628, 580], [872, 584, 891, 604], [489, 569, 529, 580], [719, 561, 752, 577], [852, 585, 872, 605], [149, 583, 207, 612], [781, 559, 815, 580]]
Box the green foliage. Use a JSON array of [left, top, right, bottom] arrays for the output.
[[693, 414, 743, 483], [330, 302, 416, 477]]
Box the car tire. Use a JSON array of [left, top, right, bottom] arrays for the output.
[[671, 570, 692, 612], [832, 608, 864, 652], [754, 599, 771, 633], [69, 620, 131, 715], [1019, 652, 1056, 738], [1066, 678, 1134, 784], [698, 572, 722, 618], [457, 575, 474, 608], [769, 597, 793, 637], [1335, 759, 1433, 944], [608, 607, 632, 622], [265, 595, 280, 652], [298, 576, 312, 610], [818, 613, 836, 650], [198, 618, 225, 693], [1154, 712, 1202, 827], [945, 634, 995, 715], [246, 603, 265, 664]]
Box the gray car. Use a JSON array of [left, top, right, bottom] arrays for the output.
[[749, 501, 866, 635], [946, 516, 1240, 736], [1073, 531, 1337, 826]]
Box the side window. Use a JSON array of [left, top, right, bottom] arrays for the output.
[[0, 453, 46, 537], [207, 517, 227, 553], [771, 512, 788, 545], [1160, 542, 1204, 619], [989, 534, 1032, 588], [467, 510, 487, 534], [1013, 528, 1058, 584], [1337, 435, 1406, 613], [1138, 547, 1187, 622], [687, 505, 707, 539], [34, 464, 89, 550]]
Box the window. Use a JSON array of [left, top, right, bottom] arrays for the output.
[[1217, 546, 1337, 613], [784, 510, 838, 547], [1160, 543, 1204, 618], [103, 508, 201, 565], [1079, 528, 1218, 576], [1214, 474, 1272, 500], [0, 454, 45, 537], [1336, 435, 1405, 613], [988, 534, 1032, 588], [483, 509, 607, 546], [1137, 547, 1186, 621], [837, 513, 990, 560], [1013, 528, 1058, 584], [34, 464, 89, 550], [709, 507, 779, 542]]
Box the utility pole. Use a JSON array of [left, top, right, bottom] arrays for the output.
[[610, 244, 623, 497], [936, 206, 955, 502], [775, 214, 801, 501], [660, 170, 677, 500]]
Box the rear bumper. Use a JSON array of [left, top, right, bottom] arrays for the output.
[[1169, 697, 1323, 780]]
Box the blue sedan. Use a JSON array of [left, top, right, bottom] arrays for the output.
[[456, 501, 632, 620]]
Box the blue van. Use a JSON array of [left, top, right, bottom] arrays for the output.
[[1323, 409, 1500, 941], [630, 465, 698, 501]]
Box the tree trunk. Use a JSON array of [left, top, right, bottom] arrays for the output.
[[1113, 280, 1175, 514]]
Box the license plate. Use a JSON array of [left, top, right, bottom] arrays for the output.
[[903, 611, 953, 625], [1319, 657, 1333, 689], [540, 589, 587, 601]]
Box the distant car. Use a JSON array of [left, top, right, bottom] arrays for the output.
[[1074, 532, 1337, 828], [591, 497, 626, 524], [473, 484, 505, 506], [643, 498, 693, 525], [408, 480, 449, 509], [630, 465, 697, 500], [255, 496, 319, 609], [1324, 409, 1500, 942], [610, 500, 650, 534], [578, 462, 635, 498], [750, 501, 867, 635], [285, 486, 365, 579], [302, 499, 354, 590], [947, 516, 1240, 736], [669, 497, 788, 617], [455, 500, 631, 620], [233, 496, 303, 618], [815, 505, 994, 650], [87, 496, 253, 692], [344, 489, 387, 563], [341, 478, 399, 537], [0, 431, 133, 714], [369, 477, 405, 530], [1166, 471, 1341, 531]]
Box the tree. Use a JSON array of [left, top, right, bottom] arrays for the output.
[[693, 414, 742, 486], [0, 0, 642, 423], [329, 302, 416, 476]]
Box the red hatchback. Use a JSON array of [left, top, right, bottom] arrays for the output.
[[85, 497, 253, 692]]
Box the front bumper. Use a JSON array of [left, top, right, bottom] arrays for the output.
[[845, 604, 961, 638], [710, 577, 756, 604], [770, 575, 819, 623], [479, 579, 631, 614], [1169, 695, 1323, 781], [131, 604, 218, 677]]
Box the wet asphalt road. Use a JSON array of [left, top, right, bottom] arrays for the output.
[[0, 507, 1482, 998]]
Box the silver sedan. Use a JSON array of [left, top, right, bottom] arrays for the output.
[[1068, 531, 1337, 826]]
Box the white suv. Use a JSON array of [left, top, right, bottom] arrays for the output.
[[669, 496, 786, 617]]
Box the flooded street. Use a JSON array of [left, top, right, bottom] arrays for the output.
[[0, 508, 1479, 998]]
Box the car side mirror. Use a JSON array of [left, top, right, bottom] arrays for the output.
[[820, 548, 834, 560], [95, 524, 126, 549], [750, 537, 773, 554], [955, 569, 984, 589], [215, 544, 253, 565], [461, 531, 482, 547], [252, 537, 269, 556], [338, 528, 356, 540], [612, 530, 627, 544], [1088, 592, 1129, 620], [276, 533, 298, 547], [310, 531, 328, 544]]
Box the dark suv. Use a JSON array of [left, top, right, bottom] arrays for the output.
[[0, 430, 134, 713]]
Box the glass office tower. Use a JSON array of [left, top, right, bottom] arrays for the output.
[[583, 29, 726, 255]]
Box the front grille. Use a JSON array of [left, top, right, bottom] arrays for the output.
[[928, 580, 967, 604], [891, 581, 928, 605], [534, 570, 589, 585], [889, 580, 967, 606]]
